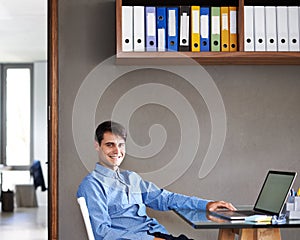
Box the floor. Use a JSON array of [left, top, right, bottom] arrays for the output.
[[0, 204, 47, 240]]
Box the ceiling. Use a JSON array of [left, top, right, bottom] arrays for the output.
[[0, 0, 47, 63]]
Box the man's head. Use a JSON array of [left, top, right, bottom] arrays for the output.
[[95, 121, 127, 144], [94, 121, 127, 171]]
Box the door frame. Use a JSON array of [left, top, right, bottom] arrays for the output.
[[49, 0, 58, 239]]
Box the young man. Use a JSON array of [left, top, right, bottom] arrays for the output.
[[77, 121, 235, 240]]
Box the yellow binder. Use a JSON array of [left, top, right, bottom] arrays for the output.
[[221, 6, 229, 52], [229, 6, 237, 51], [191, 6, 200, 52]]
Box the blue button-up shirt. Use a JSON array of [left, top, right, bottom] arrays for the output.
[[77, 163, 210, 240]]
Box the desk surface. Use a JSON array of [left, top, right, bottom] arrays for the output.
[[174, 208, 300, 229]]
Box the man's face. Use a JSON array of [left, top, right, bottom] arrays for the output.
[[95, 131, 126, 171]]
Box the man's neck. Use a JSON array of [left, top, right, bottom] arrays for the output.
[[98, 162, 119, 172]]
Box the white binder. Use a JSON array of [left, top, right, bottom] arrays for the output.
[[122, 6, 133, 52], [277, 6, 289, 51], [133, 6, 145, 52], [288, 6, 300, 51], [244, 6, 254, 51], [265, 6, 277, 51], [254, 6, 266, 51]]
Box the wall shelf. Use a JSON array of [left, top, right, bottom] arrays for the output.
[[116, 0, 300, 65]]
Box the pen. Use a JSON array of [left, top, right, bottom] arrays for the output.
[[297, 188, 300, 197]]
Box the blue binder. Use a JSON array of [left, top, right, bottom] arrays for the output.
[[145, 6, 157, 51], [156, 7, 167, 51], [200, 7, 210, 52], [167, 7, 179, 51]]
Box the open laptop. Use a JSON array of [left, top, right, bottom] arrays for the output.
[[212, 170, 297, 220]]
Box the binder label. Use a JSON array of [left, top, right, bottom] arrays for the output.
[[192, 10, 200, 33], [212, 16, 220, 34], [169, 10, 176, 36], [230, 10, 237, 34], [222, 13, 228, 30], [158, 28, 166, 51], [147, 13, 156, 36], [180, 13, 189, 45], [201, 15, 209, 38]]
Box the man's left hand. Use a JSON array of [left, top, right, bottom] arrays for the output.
[[206, 201, 236, 212]]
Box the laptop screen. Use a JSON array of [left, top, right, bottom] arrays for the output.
[[254, 170, 297, 215]]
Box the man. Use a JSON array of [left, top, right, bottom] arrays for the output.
[[77, 121, 235, 240]]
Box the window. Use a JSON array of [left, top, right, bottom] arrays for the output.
[[1, 64, 33, 166]]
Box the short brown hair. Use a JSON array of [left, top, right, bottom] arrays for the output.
[[95, 121, 127, 144]]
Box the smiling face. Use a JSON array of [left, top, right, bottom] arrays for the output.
[[95, 131, 126, 171]]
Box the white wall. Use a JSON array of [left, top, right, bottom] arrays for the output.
[[33, 61, 47, 206]]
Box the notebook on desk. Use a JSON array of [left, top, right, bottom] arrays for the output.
[[212, 170, 297, 220]]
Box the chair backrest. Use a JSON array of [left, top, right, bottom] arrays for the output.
[[77, 197, 95, 240], [30, 160, 47, 191]]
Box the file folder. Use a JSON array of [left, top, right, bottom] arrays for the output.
[[221, 6, 229, 52], [191, 6, 200, 52], [133, 6, 145, 52], [277, 6, 289, 51], [211, 7, 220, 51], [254, 6, 266, 51], [244, 6, 254, 51], [288, 6, 300, 51], [179, 6, 190, 51], [145, 7, 157, 51], [122, 6, 133, 52], [265, 6, 277, 51], [200, 7, 210, 52], [157, 7, 167, 52], [167, 7, 179, 51], [229, 6, 237, 51]]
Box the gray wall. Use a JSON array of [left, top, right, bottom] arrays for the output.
[[59, 1, 300, 239]]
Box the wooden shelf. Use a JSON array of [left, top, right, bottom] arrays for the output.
[[116, 52, 300, 65], [116, 0, 300, 65]]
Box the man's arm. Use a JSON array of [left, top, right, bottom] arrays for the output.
[[139, 176, 235, 212], [141, 179, 209, 211]]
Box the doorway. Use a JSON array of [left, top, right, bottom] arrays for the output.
[[0, 0, 49, 239]]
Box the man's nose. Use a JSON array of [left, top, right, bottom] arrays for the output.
[[113, 146, 121, 154]]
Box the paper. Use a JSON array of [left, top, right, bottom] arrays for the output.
[[244, 215, 272, 222]]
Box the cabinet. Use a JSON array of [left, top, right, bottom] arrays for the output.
[[116, 0, 300, 65]]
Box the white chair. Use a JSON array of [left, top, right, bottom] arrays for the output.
[[77, 197, 95, 240]]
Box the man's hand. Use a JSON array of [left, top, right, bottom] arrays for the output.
[[206, 200, 236, 212]]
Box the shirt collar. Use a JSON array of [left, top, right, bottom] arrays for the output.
[[94, 163, 119, 178]]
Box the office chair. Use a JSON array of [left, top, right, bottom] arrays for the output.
[[15, 160, 47, 207], [30, 160, 47, 191], [77, 197, 95, 240]]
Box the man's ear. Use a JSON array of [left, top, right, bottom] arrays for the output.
[[94, 141, 100, 151]]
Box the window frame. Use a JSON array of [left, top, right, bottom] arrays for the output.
[[0, 63, 34, 167]]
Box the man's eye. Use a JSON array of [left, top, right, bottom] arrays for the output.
[[119, 143, 125, 148]]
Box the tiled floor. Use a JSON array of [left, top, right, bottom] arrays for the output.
[[0, 204, 47, 240]]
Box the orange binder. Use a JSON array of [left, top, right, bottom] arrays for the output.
[[191, 6, 200, 52], [229, 6, 237, 51], [221, 6, 229, 52]]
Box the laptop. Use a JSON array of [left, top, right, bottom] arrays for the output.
[[212, 170, 297, 220]]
